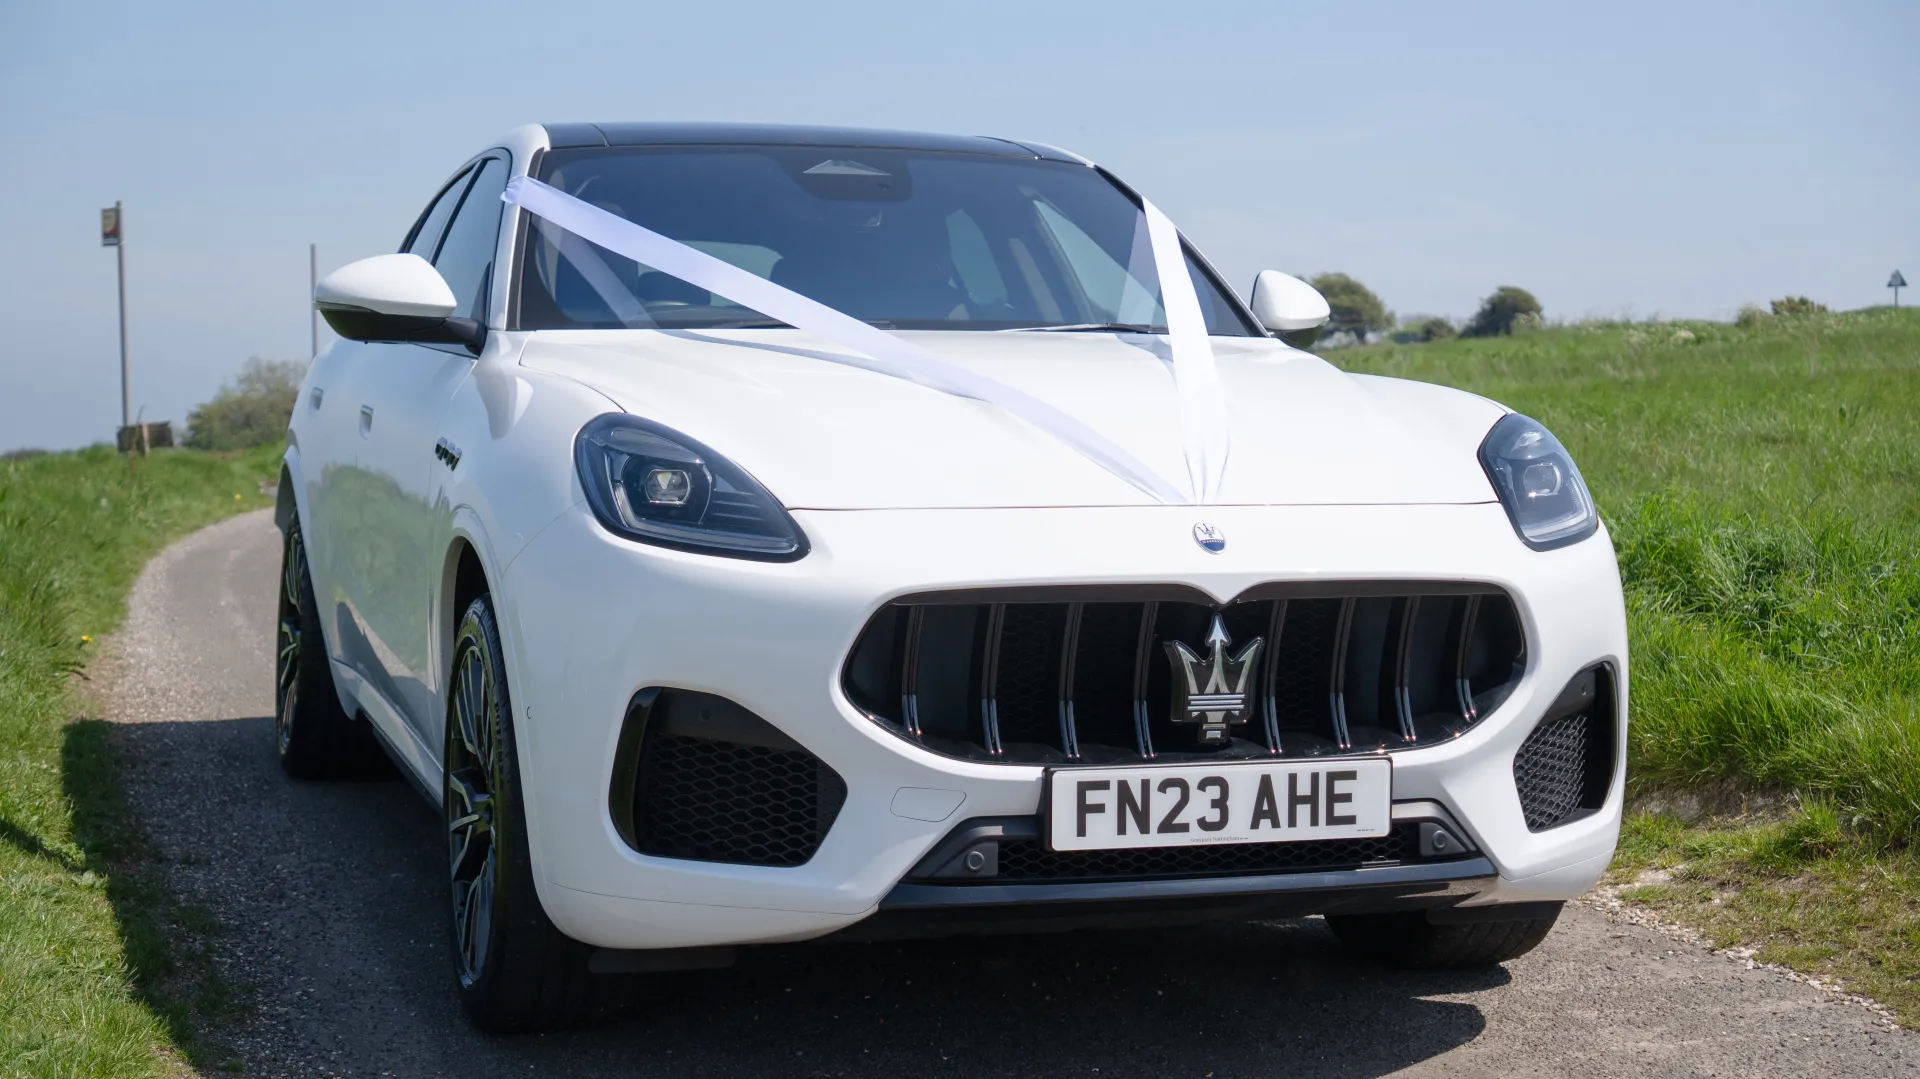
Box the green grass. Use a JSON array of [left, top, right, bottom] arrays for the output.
[[1336, 307, 1920, 1022], [0, 444, 279, 1077]]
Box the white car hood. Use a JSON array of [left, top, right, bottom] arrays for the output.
[[519, 330, 1504, 510]]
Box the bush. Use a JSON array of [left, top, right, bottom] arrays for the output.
[[1771, 296, 1828, 317], [1735, 303, 1771, 328], [183, 358, 305, 451], [1308, 273, 1393, 337], [1416, 316, 1456, 342], [1462, 286, 1542, 337]]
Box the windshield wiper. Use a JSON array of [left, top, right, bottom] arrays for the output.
[[1005, 322, 1163, 334]]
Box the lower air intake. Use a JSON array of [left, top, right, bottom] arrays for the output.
[[1513, 666, 1616, 832], [615, 690, 846, 867]]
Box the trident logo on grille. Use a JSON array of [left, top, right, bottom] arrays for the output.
[[1164, 615, 1264, 746]]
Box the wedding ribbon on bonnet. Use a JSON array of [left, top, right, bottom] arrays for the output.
[[501, 176, 1230, 505]]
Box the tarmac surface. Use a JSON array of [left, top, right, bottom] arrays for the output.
[[99, 510, 1914, 1077]]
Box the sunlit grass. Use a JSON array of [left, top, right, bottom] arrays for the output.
[[0, 445, 279, 1076], [1338, 307, 1920, 1021]]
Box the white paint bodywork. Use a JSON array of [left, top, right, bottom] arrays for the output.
[[286, 124, 1628, 952], [314, 252, 458, 319], [1248, 270, 1332, 333]]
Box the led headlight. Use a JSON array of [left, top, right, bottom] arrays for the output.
[[1478, 413, 1598, 550], [574, 414, 808, 560]]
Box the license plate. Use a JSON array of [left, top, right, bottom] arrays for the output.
[[1046, 759, 1392, 851]]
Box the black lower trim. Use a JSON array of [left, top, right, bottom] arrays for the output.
[[837, 859, 1495, 942], [882, 856, 1494, 910]]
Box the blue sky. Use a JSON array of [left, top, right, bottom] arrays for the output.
[[1, 0, 1913, 452]]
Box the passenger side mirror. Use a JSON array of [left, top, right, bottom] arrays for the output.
[[315, 254, 486, 354], [1249, 271, 1331, 349]]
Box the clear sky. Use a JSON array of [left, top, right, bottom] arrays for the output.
[[1, 0, 1912, 452]]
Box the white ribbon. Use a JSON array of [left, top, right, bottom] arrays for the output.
[[502, 175, 1227, 505]]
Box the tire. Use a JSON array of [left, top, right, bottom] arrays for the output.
[[1325, 904, 1562, 968], [276, 522, 383, 779], [444, 594, 622, 1031]]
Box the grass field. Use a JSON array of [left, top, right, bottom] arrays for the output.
[[1336, 306, 1920, 1023], [0, 445, 279, 1076]]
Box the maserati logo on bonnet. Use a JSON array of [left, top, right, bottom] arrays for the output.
[[1164, 615, 1264, 745], [1193, 522, 1225, 553]]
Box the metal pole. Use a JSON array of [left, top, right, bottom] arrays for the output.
[[310, 243, 320, 356], [116, 201, 130, 432]]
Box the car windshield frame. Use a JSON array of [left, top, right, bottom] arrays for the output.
[[505, 144, 1262, 337]]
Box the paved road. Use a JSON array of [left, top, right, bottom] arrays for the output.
[[100, 511, 1912, 1078]]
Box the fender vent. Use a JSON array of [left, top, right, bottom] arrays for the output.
[[614, 690, 846, 867]]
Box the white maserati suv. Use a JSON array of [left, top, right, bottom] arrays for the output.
[[280, 122, 1628, 1030]]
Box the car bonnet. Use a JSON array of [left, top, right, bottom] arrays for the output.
[[519, 329, 1503, 511]]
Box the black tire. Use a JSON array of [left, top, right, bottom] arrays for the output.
[[1325, 904, 1562, 968], [445, 594, 621, 1031], [276, 522, 384, 779]]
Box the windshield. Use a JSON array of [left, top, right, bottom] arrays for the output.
[[512, 146, 1257, 335]]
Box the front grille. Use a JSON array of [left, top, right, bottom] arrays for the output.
[[616, 690, 847, 867], [844, 583, 1525, 764], [1513, 667, 1615, 831], [996, 825, 1415, 882]]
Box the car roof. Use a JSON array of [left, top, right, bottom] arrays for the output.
[[539, 122, 1076, 160]]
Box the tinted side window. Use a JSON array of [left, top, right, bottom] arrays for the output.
[[403, 167, 473, 257], [433, 159, 506, 322]]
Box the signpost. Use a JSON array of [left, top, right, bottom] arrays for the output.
[[1891, 270, 1907, 308], [101, 203, 130, 440], [311, 243, 320, 357]]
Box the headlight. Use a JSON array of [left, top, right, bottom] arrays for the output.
[[1478, 413, 1598, 550], [574, 414, 808, 561]]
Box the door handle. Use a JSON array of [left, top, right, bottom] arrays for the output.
[[359, 405, 374, 437]]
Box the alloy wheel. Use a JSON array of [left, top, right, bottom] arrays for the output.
[[446, 635, 501, 987], [275, 532, 305, 755]]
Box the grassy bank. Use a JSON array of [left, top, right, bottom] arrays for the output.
[[1336, 307, 1920, 1022], [0, 444, 279, 1076]]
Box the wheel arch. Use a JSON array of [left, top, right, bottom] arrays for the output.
[[438, 514, 559, 893], [275, 445, 305, 535]]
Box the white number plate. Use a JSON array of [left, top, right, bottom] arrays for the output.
[[1046, 759, 1392, 851]]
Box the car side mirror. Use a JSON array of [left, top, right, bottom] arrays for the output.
[[1249, 270, 1331, 349], [314, 253, 485, 354]]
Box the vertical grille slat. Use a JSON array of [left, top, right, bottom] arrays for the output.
[[1393, 596, 1420, 743], [1328, 598, 1356, 749], [977, 604, 1006, 756], [899, 606, 925, 739], [1130, 601, 1160, 759], [846, 585, 1526, 765], [1057, 603, 1083, 759], [1455, 594, 1483, 723], [1259, 599, 1289, 754]]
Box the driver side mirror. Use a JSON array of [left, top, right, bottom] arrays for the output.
[[1249, 271, 1331, 349], [315, 254, 486, 354]]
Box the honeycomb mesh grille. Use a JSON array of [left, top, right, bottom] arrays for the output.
[[633, 733, 847, 867], [1514, 712, 1590, 831], [995, 825, 1415, 882], [994, 604, 1064, 747]]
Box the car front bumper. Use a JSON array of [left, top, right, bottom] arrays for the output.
[[499, 499, 1627, 950]]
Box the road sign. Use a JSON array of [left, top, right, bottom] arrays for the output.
[[100, 206, 121, 247], [1893, 270, 1907, 308]]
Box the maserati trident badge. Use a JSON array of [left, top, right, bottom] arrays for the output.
[[1164, 615, 1264, 745], [1193, 522, 1225, 553]]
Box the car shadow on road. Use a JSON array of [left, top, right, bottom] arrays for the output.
[[99, 715, 1506, 1078]]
